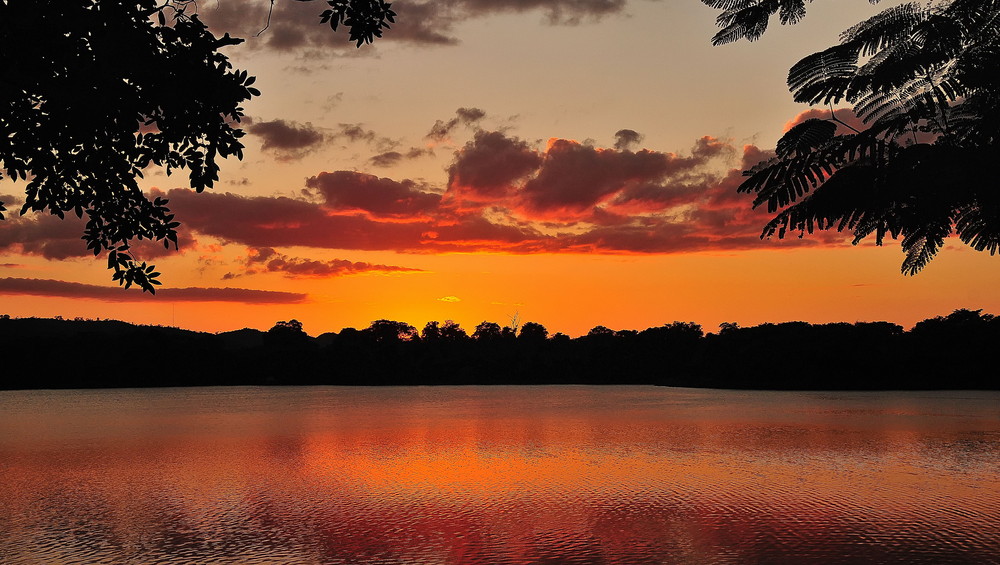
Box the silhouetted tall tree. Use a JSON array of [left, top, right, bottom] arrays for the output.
[[704, 0, 1000, 273]]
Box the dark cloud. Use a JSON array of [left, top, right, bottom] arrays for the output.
[[518, 138, 714, 218], [332, 123, 398, 152], [0, 210, 191, 260], [0, 277, 307, 303], [198, 0, 628, 52], [369, 147, 433, 168], [458, 0, 628, 25], [613, 129, 643, 151], [161, 188, 433, 251], [369, 151, 406, 168], [447, 130, 542, 199], [335, 123, 378, 143], [247, 119, 325, 160], [426, 107, 487, 142], [233, 246, 424, 278], [306, 171, 442, 218]]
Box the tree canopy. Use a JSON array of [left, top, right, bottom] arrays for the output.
[[0, 0, 393, 291], [703, 0, 1000, 273]]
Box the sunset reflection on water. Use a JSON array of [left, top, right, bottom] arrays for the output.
[[1, 386, 998, 564]]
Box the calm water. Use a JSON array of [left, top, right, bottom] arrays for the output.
[[1, 386, 998, 565]]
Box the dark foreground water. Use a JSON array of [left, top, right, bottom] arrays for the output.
[[1, 386, 998, 565]]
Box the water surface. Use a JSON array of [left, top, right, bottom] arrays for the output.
[[1, 386, 998, 564]]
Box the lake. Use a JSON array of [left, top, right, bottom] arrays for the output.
[[1, 386, 998, 564]]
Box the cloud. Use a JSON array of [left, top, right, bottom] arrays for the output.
[[306, 171, 442, 218], [199, 0, 629, 52], [230, 246, 424, 278], [0, 206, 193, 261], [426, 107, 487, 142], [155, 116, 851, 256], [613, 129, 643, 151], [369, 151, 406, 168], [161, 188, 428, 250], [446, 130, 542, 200], [247, 119, 325, 160], [369, 147, 434, 168], [331, 123, 398, 152], [510, 135, 731, 220], [243, 118, 398, 158], [321, 93, 344, 112], [0, 278, 308, 303], [437, 296, 461, 302]]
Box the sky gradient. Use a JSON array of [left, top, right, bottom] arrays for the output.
[[2, 0, 998, 336]]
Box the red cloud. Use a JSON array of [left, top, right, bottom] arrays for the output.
[[0, 277, 307, 303], [148, 122, 852, 257]]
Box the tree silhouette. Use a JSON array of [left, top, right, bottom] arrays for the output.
[[364, 319, 418, 343], [269, 319, 305, 334], [519, 321, 549, 341], [473, 321, 502, 341], [703, 0, 1000, 273], [421, 321, 442, 341], [0, 0, 393, 291], [266, 318, 309, 348], [439, 320, 469, 341], [587, 325, 615, 338]]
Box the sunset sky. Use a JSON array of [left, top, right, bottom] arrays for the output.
[[2, 0, 998, 336]]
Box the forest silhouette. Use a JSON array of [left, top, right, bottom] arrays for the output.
[[1, 309, 996, 390]]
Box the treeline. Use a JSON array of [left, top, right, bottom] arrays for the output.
[[1, 309, 997, 390]]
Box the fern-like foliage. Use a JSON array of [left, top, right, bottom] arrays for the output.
[[702, 0, 884, 46], [707, 0, 1000, 274]]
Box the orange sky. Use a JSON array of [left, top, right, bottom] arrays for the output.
[[2, 0, 998, 336]]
